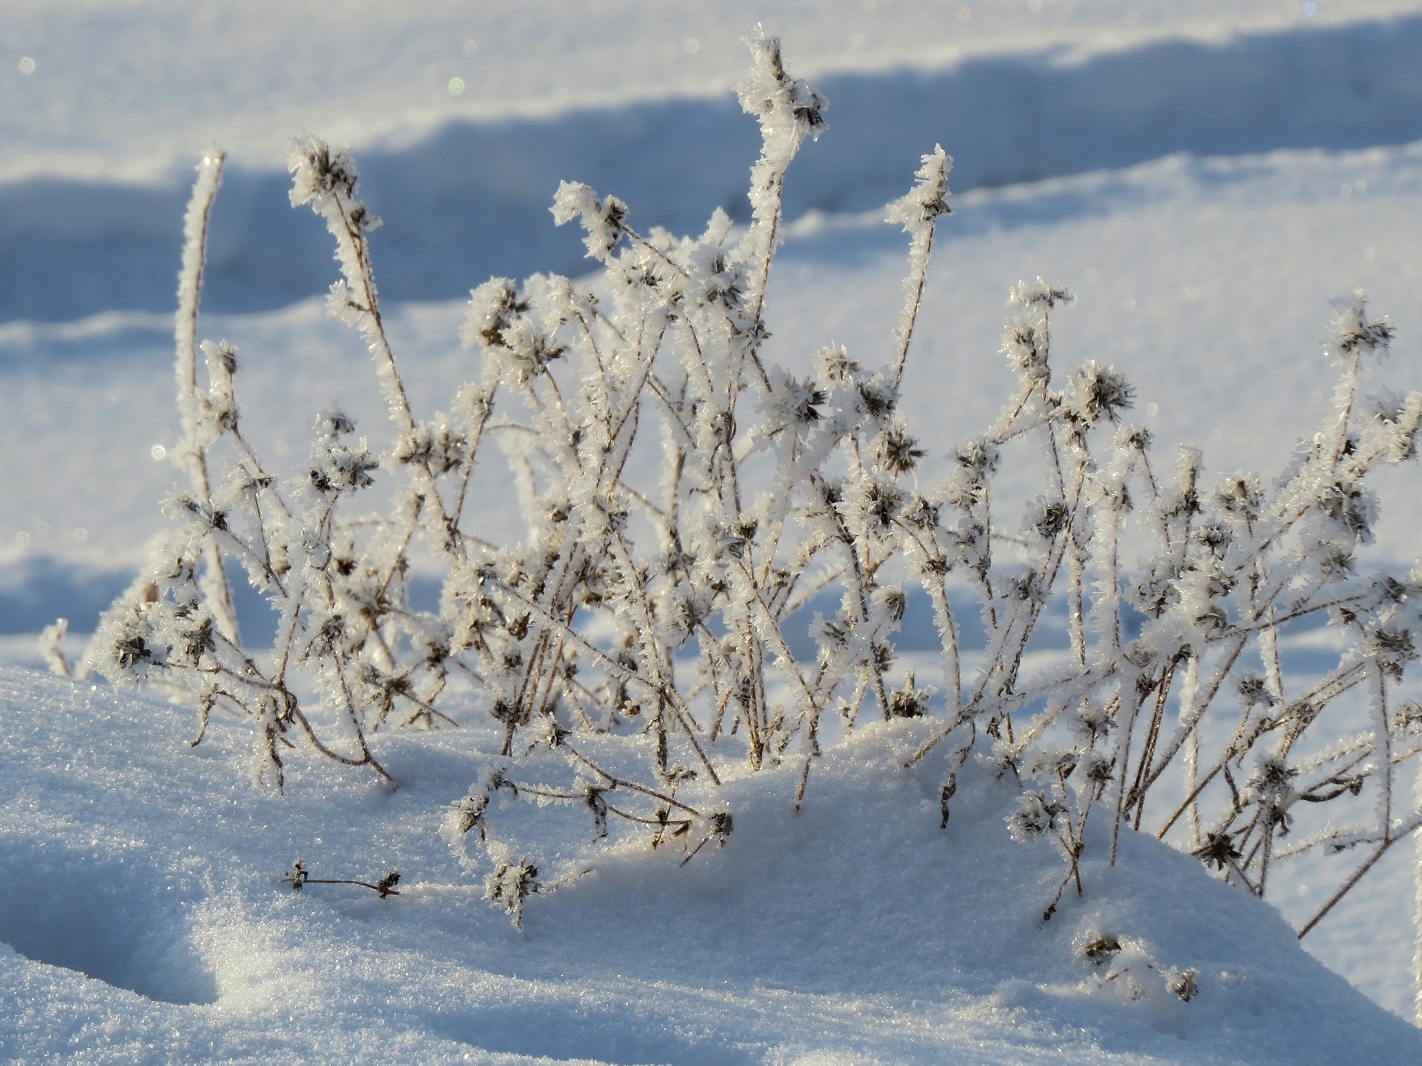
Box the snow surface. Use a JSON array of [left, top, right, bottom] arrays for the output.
[[6, 0, 1422, 1059], [2, 666, 1419, 1064]]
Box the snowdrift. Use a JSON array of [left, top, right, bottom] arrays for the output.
[[2, 666, 1418, 1064]]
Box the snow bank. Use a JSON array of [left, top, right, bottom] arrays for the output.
[[1, 666, 1418, 1063]]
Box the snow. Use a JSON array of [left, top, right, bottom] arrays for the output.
[[8, 0, 1419, 184], [2, 665, 1419, 1064], [6, 0, 1422, 1059]]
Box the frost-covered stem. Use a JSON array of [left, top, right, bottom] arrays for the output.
[[1306, 804, 1422, 858], [1111, 689, 1149, 866], [1064, 461, 1091, 668], [366, 497, 419, 611], [793, 736, 820, 812], [909, 659, 1119, 767], [888, 147, 952, 388], [812, 474, 892, 721], [505, 551, 593, 731], [1094, 486, 1123, 657], [176, 152, 224, 443], [175, 150, 241, 645], [602, 317, 658, 452], [330, 667, 395, 785], [1233, 593, 1368, 634], [998, 693, 1075, 769], [1415, 761, 1422, 1021], [1156, 658, 1370, 841], [736, 34, 825, 390], [1133, 448, 1170, 549], [1371, 661, 1394, 836], [289, 138, 462, 559], [503, 538, 721, 785], [1140, 634, 1251, 800], [900, 524, 961, 718], [1181, 654, 1202, 847], [270, 582, 309, 690], [754, 438, 803, 583], [451, 389, 496, 531], [1157, 765, 1229, 845], [1246, 551, 1286, 705], [39, 619, 72, 677], [936, 595, 965, 719], [733, 556, 823, 730], [1299, 839, 1395, 939], [336, 201, 414, 431], [239, 478, 295, 581], [565, 744, 704, 818], [986, 593, 1057, 720], [176, 151, 224, 415], [1128, 657, 1180, 830], [1256, 822, 1276, 898], [511, 630, 559, 735], [1327, 346, 1363, 471]]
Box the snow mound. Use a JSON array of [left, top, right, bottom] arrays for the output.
[[1, 665, 1417, 1064]]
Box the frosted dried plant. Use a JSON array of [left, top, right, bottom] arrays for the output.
[[87, 37, 1422, 974]]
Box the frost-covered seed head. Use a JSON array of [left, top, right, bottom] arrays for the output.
[[1002, 315, 1047, 375], [1313, 543, 1356, 580], [1362, 626, 1417, 680], [881, 588, 907, 622], [1236, 673, 1277, 710], [1071, 703, 1114, 743], [1117, 425, 1152, 452], [1006, 568, 1042, 604], [1248, 755, 1297, 804], [1028, 497, 1070, 542], [1167, 969, 1200, 1002], [857, 380, 898, 422], [1212, 473, 1263, 524], [1193, 832, 1243, 870], [886, 145, 953, 229], [1286, 699, 1319, 727], [1192, 521, 1232, 555], [816, 344, 860, 382], [1326, 294, 1394, 362], [1082, 935, 1122, 965], [955, 437, 1000, 478], [762, 371, 825, 436], [1064, 362, 1134, 426], [550, 181, 629, 260], [736, 34, 827, 148], [888, 674, 933, 718], [1390, 700, 1422, 736], [1080, 753, 1114, 785], [1317, 480, 1375, 544], [901, 495, 941, 531], [1010, 278, 1073, 309], [288, 136, 358, 207], [1007, 791, 1065, 842], [876, 424, 924, 475]]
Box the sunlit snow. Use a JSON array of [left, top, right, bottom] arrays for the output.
[[4, 2, 1422, 1061]]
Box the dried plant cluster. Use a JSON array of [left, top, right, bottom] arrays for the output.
[[86, 38, 1422, 942]]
